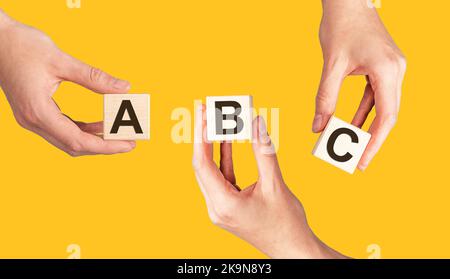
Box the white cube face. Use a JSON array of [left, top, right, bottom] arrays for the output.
[[206, 96, 253, 141], [313, 116, 371, 174], [104, 94, 150, 140]]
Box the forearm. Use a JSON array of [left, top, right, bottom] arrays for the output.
[[0, 9, 13, 29], [322, 0, 369, 10], [319, 0, 383, 42], [321, 0, 377, 19], [0, 8, 7, 23], [0, 9, 10, 88]]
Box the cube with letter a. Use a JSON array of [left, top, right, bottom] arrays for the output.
[[104, 94, 150, 140]]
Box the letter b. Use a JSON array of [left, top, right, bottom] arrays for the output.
[[206, 96, 253, 141]]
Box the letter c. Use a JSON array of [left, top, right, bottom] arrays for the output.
[[327, 128, 359, 162]]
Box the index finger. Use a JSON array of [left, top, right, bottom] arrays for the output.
[[192, 105, 238, 201]]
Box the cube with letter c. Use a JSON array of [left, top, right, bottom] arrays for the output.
[[313, 116, 371, 174]]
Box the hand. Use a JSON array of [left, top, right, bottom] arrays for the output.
[[0, 10, 136, 156], [192, 105, 346, 259], [314, 0, 407, 171]]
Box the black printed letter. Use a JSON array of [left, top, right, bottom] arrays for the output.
[[327, 128, 359, 162], [215, 101, 244, 135], [110, 100, 143, 134]]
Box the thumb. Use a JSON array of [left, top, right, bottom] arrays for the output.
[[252, 116, 282, 182], [59, 53, 130, 94], [313, 63, 346, 132]]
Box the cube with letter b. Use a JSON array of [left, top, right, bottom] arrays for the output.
[[104, 94, 150, 140], [206, 96, 253, 141], [313, 116, 371, 174]]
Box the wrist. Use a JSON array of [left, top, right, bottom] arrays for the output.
[[289, 231, 348, 259]]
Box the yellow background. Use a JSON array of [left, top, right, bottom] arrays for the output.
[[0, 0, 447, 259]]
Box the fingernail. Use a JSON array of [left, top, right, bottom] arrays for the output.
[[196, 104, 203, 121], [312, 114, 323, 133], [258, 116, 275, 154], [129, 141, 136, 149], [358, 163, 368, 172], [258, 117, 268, 137], [113, 79, 131, 90], [196, 104, 203, 113]]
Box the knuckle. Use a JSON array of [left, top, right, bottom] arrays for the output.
[[324, 54, 347, 71], [66, 140, 84, 157], [89, 67, 104, 83], [379, 60, 397, 74], [192, 155, 206, 171], [398, 55, 407, 73], [315, 91, 334, 114], [377, 54, 406, 75], [316, 91, 328, 103], [380, 113, 398, 128], [15, 115, 30, 129], [213, 209, 232, 227], [208, 212, 221, 226], [192, 157, 200, 171]]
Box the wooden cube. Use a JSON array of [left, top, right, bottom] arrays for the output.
[[104, 94, 150, 140], [206, 96, 253, 141], [313, 116, 371, 174]]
